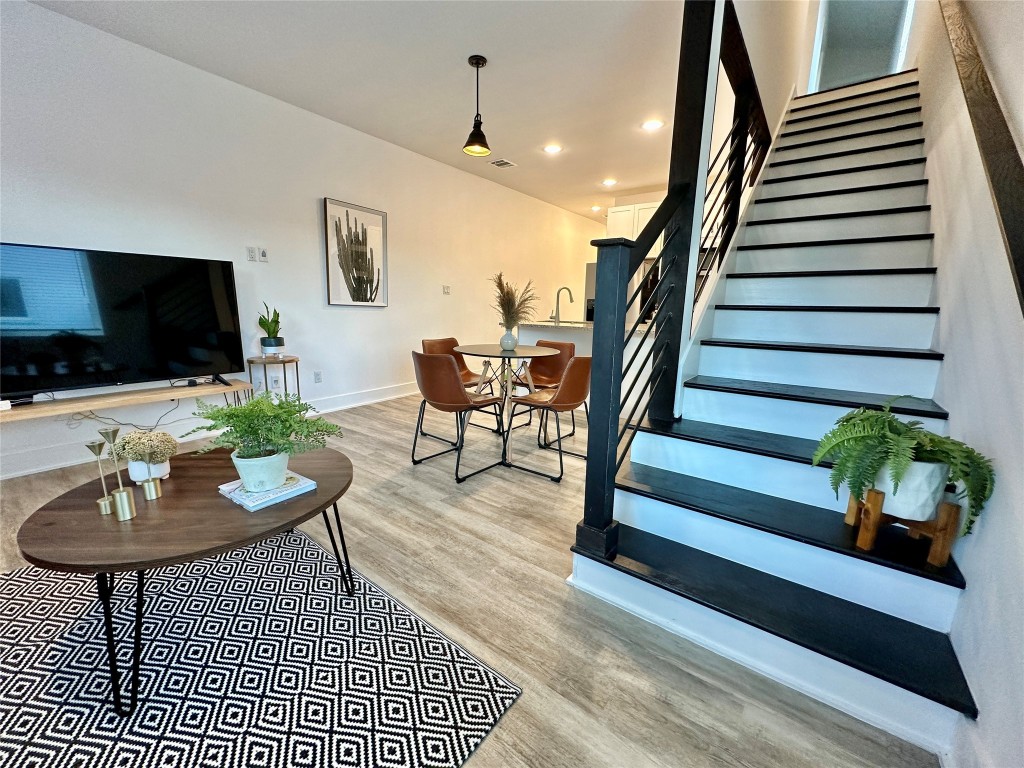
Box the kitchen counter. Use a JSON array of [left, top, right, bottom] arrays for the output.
[[519, 320, 651, 336]]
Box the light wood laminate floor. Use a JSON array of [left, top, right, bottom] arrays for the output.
[[1, 395, 938, 768]]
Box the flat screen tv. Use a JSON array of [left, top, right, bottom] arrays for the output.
[[0, 243, 245, 401]]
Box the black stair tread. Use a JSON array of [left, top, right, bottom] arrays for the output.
[[616, 463, 963, 588], [682, 375, 949, 419], [781, 106, 922, 139], [763, 157, 925, 184], [737, 233, 934, 251], [770, 139, 925, 168], [637, 417, 830, 466], [746, 205, 930, 227], [573, 525, 976, 716], [789, 80, 920, 115], [701, 338, 944, 360], [716, 304, 940, 314], [727, 267, 936, 279], [785, 93, 920, 126], [792, 69, 918, 101], [755, 179, 927, 204], [776, 122, 924, 154]]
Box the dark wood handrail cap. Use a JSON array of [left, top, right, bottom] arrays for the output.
[[591, 237, 636, 248]]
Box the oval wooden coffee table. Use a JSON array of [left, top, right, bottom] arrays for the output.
[[17, 447, 354, 717]]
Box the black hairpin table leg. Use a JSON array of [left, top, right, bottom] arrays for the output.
[[321, 503, 355, 596], [95, 570, 144, 717]]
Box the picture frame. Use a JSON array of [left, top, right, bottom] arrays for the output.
[[324, 198, 388, 307]]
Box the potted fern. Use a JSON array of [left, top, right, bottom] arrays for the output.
[[812, 404, 995, 534], [188, 392, 341, 491], [491, 272, 538, 350], [258, 302, 284, 357]]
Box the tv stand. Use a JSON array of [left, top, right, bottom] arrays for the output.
[[0, 380, 252, 424]]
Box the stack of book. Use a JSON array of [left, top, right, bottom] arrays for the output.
[[218, 472, 317, 511]]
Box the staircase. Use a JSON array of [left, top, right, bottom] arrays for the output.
[[571, 70, 976, 752]]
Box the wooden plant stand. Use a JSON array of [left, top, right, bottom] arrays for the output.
[[846, 489, 961, 568]]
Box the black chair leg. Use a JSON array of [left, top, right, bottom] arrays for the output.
[[539, 405, 588, 460], [412, 400, 459, 465], [417, 399, 458, 446], [456, 405, 505, 483], [506, 407, 564, 482]]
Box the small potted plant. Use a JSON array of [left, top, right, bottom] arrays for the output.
[[812, 404, 995, 534], [188, 392, 341, 491], [258, 302, 285, 357], [111, 430, 179, 483], [491, 272, 538, 350]]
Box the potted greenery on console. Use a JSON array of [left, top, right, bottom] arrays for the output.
[[812, 404, 995, 534], [258, 302, 285, 357], [189, 393, 341, 491]]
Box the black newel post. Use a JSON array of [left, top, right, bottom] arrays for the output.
[[576, 238, 633, 558]]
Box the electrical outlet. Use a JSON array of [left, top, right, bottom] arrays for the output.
[[442, 285, 451, 295], [258, 247, 269, 263], [246, 246, 258, 262], [271, 376, 281, 389], [313, 370, 323, 384]]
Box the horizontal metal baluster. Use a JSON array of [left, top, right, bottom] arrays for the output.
[[624, 267, 675, 345], [615, 365, 669, 474], [621, 307, 672, 385], [619, 329, 671, 420], [617, 346, 668, 446], [625, 231, 677, 312]]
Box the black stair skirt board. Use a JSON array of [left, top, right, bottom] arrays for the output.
[[780, 106, 922, 139], [716, 304, 939, 314], [770, 139, 925, 168], [746, 205, 930, 227], [572, 525, 977, 717], [786, 94, 920, 126], [737, 233, 934, 251], [789, 81, 920, 115], [727, 267, 936, 279], [682, 375, 948, 420], [763, 157, 925, 184], [792, 69, 918, 102], [755, 179, 928, 205], [776, 122, 924, 154], [617, 463, 963, 587], [700, 338, 944, 361]]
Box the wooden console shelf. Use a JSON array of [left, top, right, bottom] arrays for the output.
[[0, 381, 252, 424]]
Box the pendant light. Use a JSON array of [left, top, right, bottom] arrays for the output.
[[462, 55, 491, 157]]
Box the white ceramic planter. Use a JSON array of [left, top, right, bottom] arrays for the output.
[[231, 450, 289, 492], [500, 330, 517, 350], [873, 460, 949, 521], [128, 460, 171, 483]]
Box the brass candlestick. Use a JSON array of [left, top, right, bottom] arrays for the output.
[[141, 451, 162, 501], [85, 440, 113, 515], [99, 427, 135, 521]]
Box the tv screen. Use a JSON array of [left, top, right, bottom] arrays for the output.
[[0, 243, 245, 401]]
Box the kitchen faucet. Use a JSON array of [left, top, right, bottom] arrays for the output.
[[554, 286, 574, 325]]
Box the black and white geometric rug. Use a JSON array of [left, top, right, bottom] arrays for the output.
[[0, 531, 520, 768]]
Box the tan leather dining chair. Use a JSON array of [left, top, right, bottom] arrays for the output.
[[513, 340, 587, 436], [411, 351, 504, 483], [420, 337, 499, 436], [506, 356, 592, 482]]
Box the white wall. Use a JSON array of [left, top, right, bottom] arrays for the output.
[[905, 3, 1024, 767], [0, 2, 602, 479]]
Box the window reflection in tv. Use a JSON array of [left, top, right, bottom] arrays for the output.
[[0, 243, 244, 400]]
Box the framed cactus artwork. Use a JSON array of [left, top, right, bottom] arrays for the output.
[[324, 198, 388, 307]]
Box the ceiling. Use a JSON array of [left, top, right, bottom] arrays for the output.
[[33, 1, 686, 222]]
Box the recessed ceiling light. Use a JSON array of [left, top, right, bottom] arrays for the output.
[[642, 119, 665, 132], [543, 144, 563, 154], [602, 179, 617, 187], [591, 206, 602, 212]]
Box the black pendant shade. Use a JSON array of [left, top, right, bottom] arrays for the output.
[[463, 55, 491, 157]]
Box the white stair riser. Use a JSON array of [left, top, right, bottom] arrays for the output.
[[679, 387, 949, 440], [614, 490, 958, 631], [698, 346, 940, 397], [712, 309, 937, 347], [724, 273, 934, 306], [788, 85, 919, 120], [766, 144, 924, 181], [780, 111, 924, 146], [794, 71, 921, 109], [569, 556, 961, 754], [735, 238, 932, 272], [772, 125, 923, 162], [784, 97, 920, 134], [752, 184, 928, 219], [630, 430, 848, 511], [741, 211, 930, 246], [761, 162, 925, 196]]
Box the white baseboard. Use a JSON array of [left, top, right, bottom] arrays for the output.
[[567, 554, 959, 756], [306, 381, 419, 414]]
